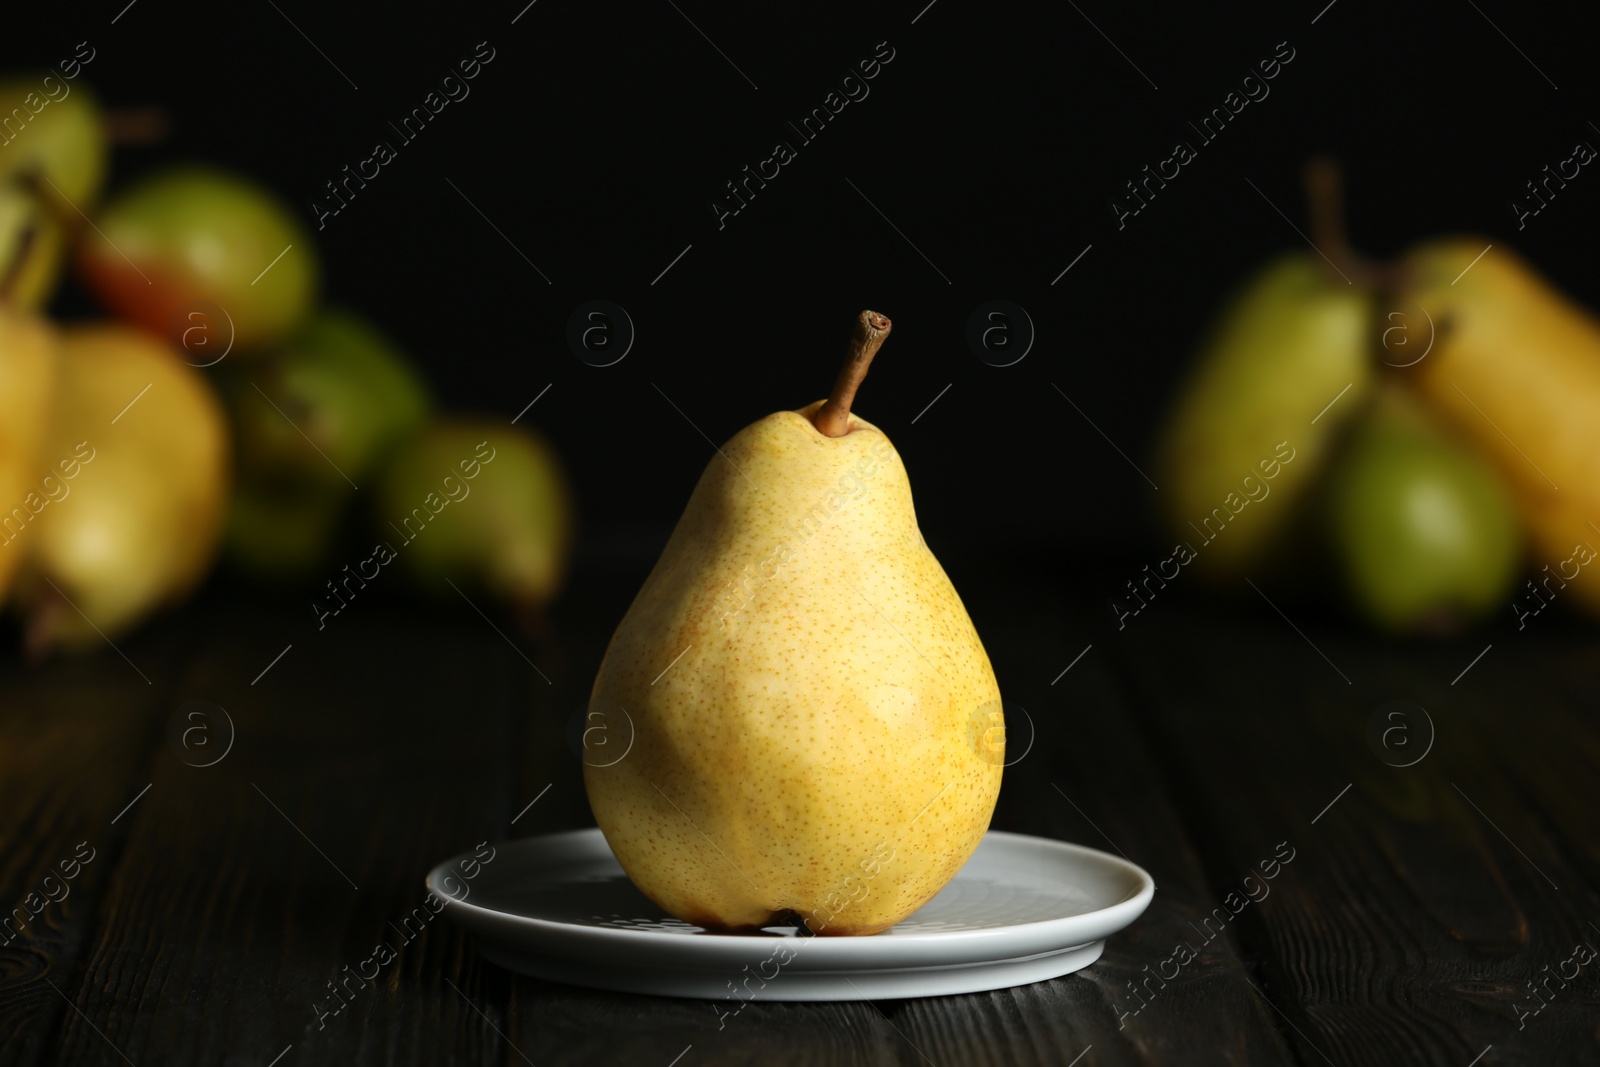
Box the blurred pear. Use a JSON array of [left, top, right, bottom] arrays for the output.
[[1157, 253, 1372, 579], [1397, 238, 1600, 614], [0, 307, 57, 603], [1326, 381, 1521, 633], [232, 309, 431, 491], [18, 325, 229, 651], [77, 166, 316, 352], [374, 420, 573, 609], [0, 77, 107, 213], [0, 182, 67, 310]]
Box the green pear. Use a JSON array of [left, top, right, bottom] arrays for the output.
[[18, 325, 229, 651], [1157, 253, 1372, 579], [373, 419, 572, 608], [1327, 382, 1521, 633], [0, 307, 57, 603], [77, 166, 317, 352], [231, 309, 431, 489], [584, 312, 1003, 936], [0, 77, 107, 212]]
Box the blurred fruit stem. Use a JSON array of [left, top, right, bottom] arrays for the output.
[[1304, 157, 1398, 292], [23, 585, 67, 663], [103, 107, 169, 146], [0, 218, 36, 301], [13, 168, 81, 238]]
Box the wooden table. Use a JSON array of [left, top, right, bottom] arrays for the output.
[[2, 557, 1596, 1066]]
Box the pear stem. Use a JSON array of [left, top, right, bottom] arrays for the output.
[[11, 168, 81, 243], [23, 589, 65, 663], [1305, 157, 1351, 273], [814, 310, 891, 437], [1303, 156, 1399, 290], [0, 219, 37, 305], [103, 106, 169, 145]]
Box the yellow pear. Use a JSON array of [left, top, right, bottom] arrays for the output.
[[584, 312, 1003, 936], [1397, 239, 1600, 612], [0, 307, 57, 602], [0, 182, 67, 310], [19, 325, 229, 650]]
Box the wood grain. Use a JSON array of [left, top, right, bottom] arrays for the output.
[[0, 624, 179, 1066], [41, 601, 547, 1065], [4, 567, 1597, 1065], [1118, 600, 1600, 1067]]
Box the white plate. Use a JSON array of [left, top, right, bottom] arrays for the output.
[[427, 829, 1154, 1001]]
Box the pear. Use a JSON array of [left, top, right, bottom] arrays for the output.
[[1396, 239, 1600, 614], [584, 312, 1003, 936], [77, 166, 317, 352], [0, 181, 67, 310], [230, 309, 431, 491], [1157, 253, 1372, 579], [222, 309, 429, 580], [0, 307, 57, 603], [18, 325, 229, 651], [1326, 381, 1521, 633], [372, 419, 572, 609], [0, 82, 99, 313], [0, 77, 108, 213]]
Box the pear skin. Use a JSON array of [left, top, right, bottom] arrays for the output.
[[20, 325, 229, 650], [1326, 381, 1521, 633], [0, 309, 57, 602], [0, 78, 108, 211], [0, 184, 67, 311], [1398, 239, 1600, 612], [231, 308, 432, 490], [373, 420, 573, 608], [1158, 253, 1371, 580], [77, 167, 317, 352], [585, 322, 1002, 936]]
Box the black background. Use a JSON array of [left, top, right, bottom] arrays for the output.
[[5, 0, 1596, 567]]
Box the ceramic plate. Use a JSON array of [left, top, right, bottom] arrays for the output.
[[427, 828, 1153, 1001]]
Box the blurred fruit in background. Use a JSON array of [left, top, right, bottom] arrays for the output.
[[222, 308, 433, 579], [229, 310, 431, 491], [374, 420, 573, 614], [1397, 238, 1600, 614], [0, 76, 108, 213], [1, 78, 173, 313], [0, 304, 58, 603], [0, 73, 578, 660], [0, 182, 68, 309], [1156, 251, 1370, 581], [1144, 159, 1600, 634], [77, 166, 317, 352], [1325, 382, 1521, 633], [15, 325, 229, 652]]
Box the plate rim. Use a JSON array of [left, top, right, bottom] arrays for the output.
[[425, 827, 1155, 954]]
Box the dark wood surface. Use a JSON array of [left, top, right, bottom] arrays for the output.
[[2, 558, 1598, 1067]]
